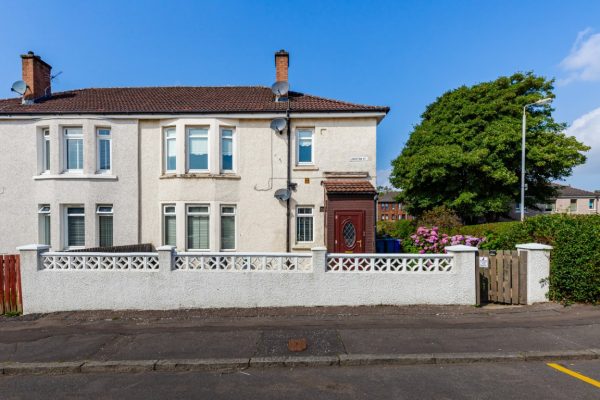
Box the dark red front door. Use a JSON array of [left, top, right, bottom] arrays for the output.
[[334, 210, 365, 253]]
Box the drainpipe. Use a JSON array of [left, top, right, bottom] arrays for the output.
[[286, 105, 291, 253]]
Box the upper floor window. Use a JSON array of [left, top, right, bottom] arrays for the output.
[[38, 204, 51, 246], [187, 205, 210, 250], [42, 129, 50, 173], [97, 205, 113, 247], [589, 199, 595, 210], [220, 205, 236, 250], [221, 128, 234, 172], [163, 204, 177, 246], [164, 128, 177, 173], [296, 207, 314, 243], [296, 129, 314, 165], [187, 127, 209, 172], [97, 128, 112, 173], [64, 127, 83, 172], [66, 206, 85, 249]]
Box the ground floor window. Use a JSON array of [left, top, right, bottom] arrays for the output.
[[66, 206, 85, 248], [296, 206, 314, 242], [187, 205, 209, 250], [163, 204, 176, 246], [38, 204, 51, 246], [220, 205, 236, 250], [97, 205, 113, 247]]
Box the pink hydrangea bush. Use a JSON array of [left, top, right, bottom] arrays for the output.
[[409, 226, 484, 254]]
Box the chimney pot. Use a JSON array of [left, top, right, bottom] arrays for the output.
[[20, 51, 52, 101], [274, 50, 289, 83]]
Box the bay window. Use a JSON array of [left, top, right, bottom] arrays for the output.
[[97, 205, 113, 247], [187, 127, 209, 171], [164, 128, 177, 173], [187, 205, 210, 250], [163, 204, 176, 246], [38, 204, 51, 246], [66, 206, 85, 248], [220, 205, 236, 250], [220, 128, 234, 172], [64, 127, 83, 172], [42, 129, 50, 173], [97, 128, 112, 173]]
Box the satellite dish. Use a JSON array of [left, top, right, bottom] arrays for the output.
[[271, 81, 289, 97], [274, 188, 291, 201], [270, 118, 287, 133], [11, 80, 28, 96]]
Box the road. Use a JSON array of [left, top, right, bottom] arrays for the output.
[[1, 360, 599, 399]]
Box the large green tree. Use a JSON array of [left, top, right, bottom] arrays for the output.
[[390, 73, 589, 223]]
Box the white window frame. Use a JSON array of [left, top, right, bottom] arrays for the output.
[[38, 204, 51, 246], [96, 204, 114, 247], [162, 204, 177, 247], [220, 205, 237, 251], [42, 129, 51, 173], [296, 206, 314, 243], [220, 127, 235, 173], [96, 128, 112, 174], [64, 205, 85, 250], [296, 128, 314, 165], [164, 127, 177, 173], [63, 127, 84, 173], [186, 204, 210, 251], [187, 127, 210, 173]]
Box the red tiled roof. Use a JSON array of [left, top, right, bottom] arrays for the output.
[[322, 180, 377, 194], [555, 185, 598, 198], [0, 87, 389, 115]]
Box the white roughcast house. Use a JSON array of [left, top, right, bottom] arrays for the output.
[[0, 50, 389, 254]]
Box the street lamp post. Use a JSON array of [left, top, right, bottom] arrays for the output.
[[521, 98, 553, 222]]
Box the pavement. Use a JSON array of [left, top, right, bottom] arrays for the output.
[[0, 303, 598, 371]]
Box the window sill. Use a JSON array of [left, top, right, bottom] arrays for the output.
[[292, 245, 313, 251], [293, 165, 319, 171], [33, 174, 118, 181], [160, 173, 241, 180]]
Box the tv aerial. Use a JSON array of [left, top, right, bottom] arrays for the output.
[[270, 118, 287, 134]]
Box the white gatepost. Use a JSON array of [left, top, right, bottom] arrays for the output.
[[516, 243, 552, 304], [311, 247, 328, 277], [17, 244, 50, 315], [157, 246, 175, 275], [445, 245, 478, 305]]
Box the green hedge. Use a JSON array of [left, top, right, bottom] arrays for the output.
[[455, 214, 600, 304]]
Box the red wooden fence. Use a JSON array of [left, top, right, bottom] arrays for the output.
[[0, 255, 22, 315]]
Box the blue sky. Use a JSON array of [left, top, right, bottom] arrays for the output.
[[1, 0, 599, 190]]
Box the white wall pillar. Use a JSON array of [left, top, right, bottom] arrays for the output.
[[516, 243, 552, 304], [17, 244, 50, 314], [311, 247, 327, 277], [445, 245, 478, 305], [157, 245, 175, 275]]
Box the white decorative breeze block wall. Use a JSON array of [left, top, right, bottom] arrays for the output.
[[17, 245, 478, 314]]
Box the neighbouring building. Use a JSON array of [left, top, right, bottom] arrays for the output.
[[0, 50, 388, 254], [377, 191, 413, 221], [511, 184, 600, 219]]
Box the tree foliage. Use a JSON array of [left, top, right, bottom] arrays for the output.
[[390, 73, 589, 222]]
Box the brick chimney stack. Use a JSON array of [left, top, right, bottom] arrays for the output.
[[274, 50, 289, 82], [21, 51, 52, 101]]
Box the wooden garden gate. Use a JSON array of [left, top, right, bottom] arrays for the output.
[[477, 250, 527, 305], [0, 255, 22, 315]]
